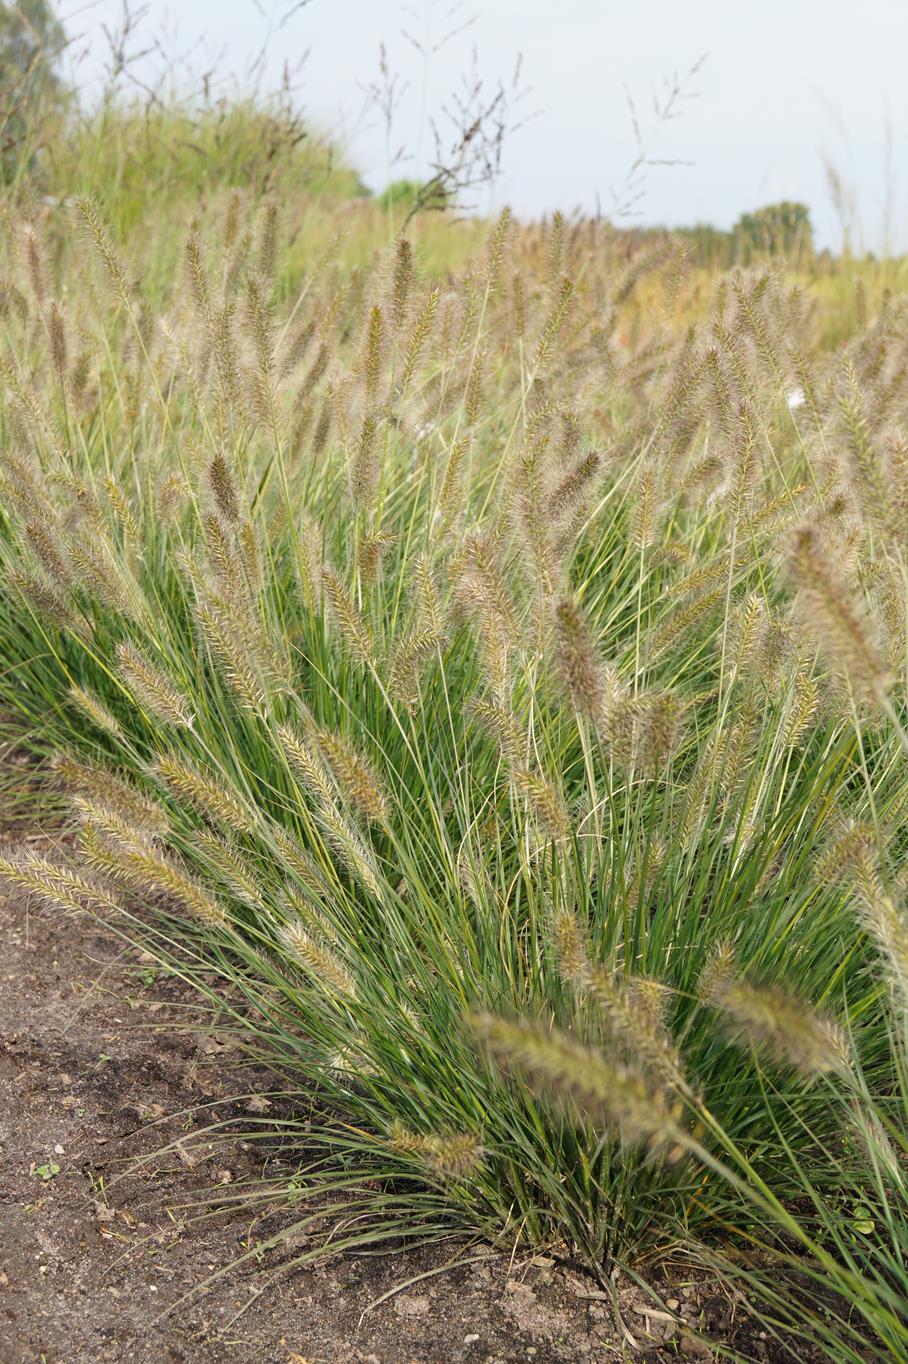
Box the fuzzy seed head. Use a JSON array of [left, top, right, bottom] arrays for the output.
[[0, 850, 121, 916], [153, 755, 254, 834], [788, 524, 889, 707], [553, 597, 604, 721], [277, 918, 357, 998], [69, 685, 121, 738], [472, 1012, 685, 1155], [116, 642, 194, 728], [207, 452, 241, 524], [700, 945, 849, 1077]]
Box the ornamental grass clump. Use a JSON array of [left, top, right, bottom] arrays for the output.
[[1, 191, 908, 1352]]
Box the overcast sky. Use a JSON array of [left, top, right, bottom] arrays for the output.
[[60, 0, 908, 251]]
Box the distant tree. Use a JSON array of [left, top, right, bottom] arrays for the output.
[[733, 201, 813, 264], [675, 222, 736, 269], [624, 205, 816, 270], [0, 0, 67, 180]]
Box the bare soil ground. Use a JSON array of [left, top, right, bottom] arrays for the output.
[[0, 831, 798, 1364]]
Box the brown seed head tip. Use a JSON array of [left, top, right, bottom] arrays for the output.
[[425, 1131, 484, 1180], [551, 909, 591, 988], [553, 597, 604, 719]]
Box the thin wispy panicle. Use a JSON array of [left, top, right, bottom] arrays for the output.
[[590, 967, 685, 1089], [245, 271, 275, 421], [258, 201, 279, 283], [68, 536, 134, 616], [550, 907, 592, 989], [103, 479, 141, 555], [513, 765, 571, 841], [280, 317, 317, 380], [0, 356, 66, 461], [513, 436, 557, 598], [24, 516, 71, 587], [456, 532, 519, 645], [357, 530, 396, 587], [70, 797, 160, 854], [784, 666, 819, 747], [48, 299, 67, 379], [464, 352, 484, 430], [531, 275, 573, 377], [7, 567, 80, 633], [549, 449, 602, 523], [0, 452, 42, 517], [468, 696, 522, 765], [22, 223, 46, 303], [388, 1121, 484, 1180], [198, 602, 263, 713], [730, 402, 759, 522], [651, 586, 725, 655], [788, 344, 825, 436], [185, 220, 212, 326], [838, 361, 890, 537], [436, 437, 470, 533], [631, 462, 657, 552], [855, 878, 908, 1015], [733, 275, 785, 388], [270, 828, 332, 902], [606, 690, 685, 774], [512, 270, 525, 338], [279, 723, 337, 808]]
